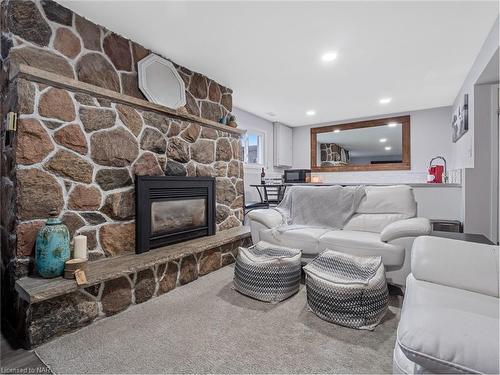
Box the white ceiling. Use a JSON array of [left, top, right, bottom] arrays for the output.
[[317, 123, 403, 157], [60, 1, 498, 127]]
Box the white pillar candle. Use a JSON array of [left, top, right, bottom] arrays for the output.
[[73, 235, 87, 259]]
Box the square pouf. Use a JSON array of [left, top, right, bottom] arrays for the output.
[[303, 249, 388, 330], [234, 241, 302, 303]]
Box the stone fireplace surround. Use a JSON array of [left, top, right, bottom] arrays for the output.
[[1, 0, 251, 348]]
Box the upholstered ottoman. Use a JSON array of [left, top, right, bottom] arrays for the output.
[[233, 241, 302, 303], [303, 249, 388, 330]]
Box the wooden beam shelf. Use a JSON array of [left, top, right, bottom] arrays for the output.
[[10, 64, 246, 136], [16, 226, 251, 304]]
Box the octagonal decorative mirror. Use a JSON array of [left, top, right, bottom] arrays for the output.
[[138, 54, 186, 109]]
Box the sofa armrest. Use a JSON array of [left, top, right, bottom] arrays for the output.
[[380, 217, 431, 242], [411, 236, 499, 297], [247, 209, 283, 229]]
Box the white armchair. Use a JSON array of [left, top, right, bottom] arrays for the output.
[[394, 236, 499, 374]]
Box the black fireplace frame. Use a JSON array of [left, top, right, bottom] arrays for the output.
[[135, 176, 216, 254]]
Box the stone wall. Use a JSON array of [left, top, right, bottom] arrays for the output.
[[19, 235, 251, 347], [11, 78, 244, 268], [1, 0, 233, 122], [0, 0, 243, 276]]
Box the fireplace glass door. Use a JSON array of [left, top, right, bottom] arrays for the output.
[[151, 198, 207, 235], [136, 176, 216, 253]]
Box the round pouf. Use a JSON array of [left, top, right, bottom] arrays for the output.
[[303, 249, 388, 330], [234, 241, 302, 303]]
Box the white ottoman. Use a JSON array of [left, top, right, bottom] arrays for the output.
[[233, 241, 302, 303], [303, 249, 388, 330]]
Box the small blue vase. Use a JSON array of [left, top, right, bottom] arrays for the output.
[[35, 210, 70, 278]]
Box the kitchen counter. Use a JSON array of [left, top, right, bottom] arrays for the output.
[[287, 182, 461, 188]]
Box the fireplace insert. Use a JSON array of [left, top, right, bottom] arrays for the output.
[[136, 176, 216, 253]]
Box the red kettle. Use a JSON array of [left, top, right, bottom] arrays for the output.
[[427, 156, 447, 183]]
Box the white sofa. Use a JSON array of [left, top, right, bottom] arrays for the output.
[[394, 236, 499, 374], [248, 185, 431, 286]]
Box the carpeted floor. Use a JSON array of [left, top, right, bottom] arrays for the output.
[[36, 265, 402, 374]]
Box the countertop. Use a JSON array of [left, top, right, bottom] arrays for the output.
[[255, 182, 462, 188]]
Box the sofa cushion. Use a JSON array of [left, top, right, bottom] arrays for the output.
[[344, 213, 409, 233], [397, 275, 499, 374], [318, 231, 404, 266], [357, 185, 417, 217], [260, 227, 330, 255]]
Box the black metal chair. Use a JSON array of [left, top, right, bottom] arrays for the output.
[[244, 184, 287, 216]]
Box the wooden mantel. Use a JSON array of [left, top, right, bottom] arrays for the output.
[[10, 64, 246, 136]]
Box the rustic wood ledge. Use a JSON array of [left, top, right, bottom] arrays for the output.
[[10, 64, 246, 136], [16, 226, 251, 304]]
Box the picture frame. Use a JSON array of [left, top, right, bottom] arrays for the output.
[[452, 94, 468, 143]]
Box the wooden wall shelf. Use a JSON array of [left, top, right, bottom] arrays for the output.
[[10, 64, 246, 136]]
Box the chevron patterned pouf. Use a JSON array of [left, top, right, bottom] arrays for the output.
[[303, 249, 388, 330], [233, 241, 302, 303]]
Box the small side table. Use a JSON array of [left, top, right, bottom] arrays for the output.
[[430, 231, 495, 245]]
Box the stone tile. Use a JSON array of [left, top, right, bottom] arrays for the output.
[[198, 248, 221, 276], [95, 168, 132, 191], [54, 28, 81, 59], [103, 33, 132, 71], [38, 88, 75, 122], [54, 124, 88, 155], [16, 79, 35, 114], [179, 254, 198, 285], [61, 212, 85, 238], [16, 220, 45, 257], [68, 185, 101, 211], [7, 1, 52, 47], [190, 139, 215, 164], [76, 53, 120, 92], [79, 107, 116, 132], [29, 291, 98, 347], [41, 0, 72, 26], [134, 268, 155, 304], [16, 118, 54, 165], [99, 223, 135, 256], [140, 128, 166, 153], [221, 253, 235, 267], [101, 189, 134, 220], [101, 276, 132, 316], [80, 212, 106, 225], [116, 104, 142, 136], [132, 152, 163, 176], [75, 15, 101, 51], [90, 128, 138, 167], [16, 169, 64, 220], [157, 262, 178, 295], [44, 149, 93, 183], [9, 47, 75, 79]]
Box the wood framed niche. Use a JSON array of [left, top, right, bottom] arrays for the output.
[[310, 115, 411, 172]]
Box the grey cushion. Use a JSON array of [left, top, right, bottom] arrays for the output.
[[233, 241, 302, 303], [303, 249, 388, 330]]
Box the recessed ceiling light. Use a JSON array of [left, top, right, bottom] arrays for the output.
[[266, 111, 276, 117], [387, 122, 398, 127], [306, 110, 316, 116], [379, 97, 392, 104], [334, 129, 341, 133], [379, 138, 387, 143], [321, 51, 338, 62], [385, 146, 392, 151]]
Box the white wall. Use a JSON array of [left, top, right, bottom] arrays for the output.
[[233, 107, 285, 202], [452, 18, 499, 169], [451, 17, 499, 241], [292, 106, 454, 183]]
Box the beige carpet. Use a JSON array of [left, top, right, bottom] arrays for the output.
[[36, 265, 402, 374]]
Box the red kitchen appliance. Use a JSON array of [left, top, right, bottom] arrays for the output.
[[427, 156, 447, 183]]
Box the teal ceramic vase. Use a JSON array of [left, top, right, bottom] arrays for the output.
[[35, 210, 70, 278]]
